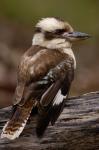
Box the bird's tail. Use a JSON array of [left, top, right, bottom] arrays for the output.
[[1, 100, 36, 140]]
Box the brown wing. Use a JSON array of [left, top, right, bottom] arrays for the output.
[[1, 45, 74, 140], [13, 45, 67, 106], [36, 58, 74, 137]]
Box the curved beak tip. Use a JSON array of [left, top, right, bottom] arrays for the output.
[[77, 32, 91, 39], [70, 32, 91, 39], [63, 31, 91, 40]]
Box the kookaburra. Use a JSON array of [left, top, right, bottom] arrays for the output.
[[1, 17, 90, 140]]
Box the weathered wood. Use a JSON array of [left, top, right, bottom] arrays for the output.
[[0, 91, 99, 150]]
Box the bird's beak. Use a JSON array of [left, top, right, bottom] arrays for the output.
[[62, 31, 91, 41]]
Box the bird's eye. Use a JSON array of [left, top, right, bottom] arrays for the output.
[[54, 29, 66, 34], [68, 32, 73, 34]]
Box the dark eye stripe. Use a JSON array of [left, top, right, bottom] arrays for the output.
[[34, 27, 41, 33], [44, 31, 54, 40], [54, 29, 66, 34], [44, 29, 66, 40]]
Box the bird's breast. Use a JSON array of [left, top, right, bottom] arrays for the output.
[[62, 48, 76, 69]]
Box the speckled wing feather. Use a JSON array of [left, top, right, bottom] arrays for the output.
[[50, 65, 74, 125], [13, 45, 66, 106], [36, 59, 74, 137]]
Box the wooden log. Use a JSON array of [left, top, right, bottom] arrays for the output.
[[0, 91, 99, 150]]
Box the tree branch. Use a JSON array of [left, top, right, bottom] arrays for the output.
[[0, 91, 99, 150]]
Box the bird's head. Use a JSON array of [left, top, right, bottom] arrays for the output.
[[32, 17, 90, 49]]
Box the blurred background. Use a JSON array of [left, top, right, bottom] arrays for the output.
[[0, 0, 99, 107]]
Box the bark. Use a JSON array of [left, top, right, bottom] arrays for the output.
[[0, 91, 99, 150]]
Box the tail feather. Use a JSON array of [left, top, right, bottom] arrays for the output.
[[1, 100, 36, 140], [36, 110, 51, 137]]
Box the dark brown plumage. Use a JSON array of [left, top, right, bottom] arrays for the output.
[[1, 17, 90, 140], [1, 45, 74, 139]]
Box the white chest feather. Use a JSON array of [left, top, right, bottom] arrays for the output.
[[63, 48, 76, 69]]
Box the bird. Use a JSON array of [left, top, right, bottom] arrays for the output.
[[1, 17, 90, 140]]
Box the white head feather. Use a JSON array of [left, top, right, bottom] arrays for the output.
[[36, 17, 66, 32]]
